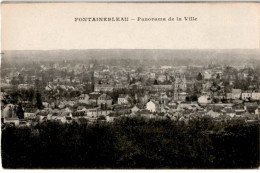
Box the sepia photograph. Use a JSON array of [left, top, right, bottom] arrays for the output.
[[1, 2, 260, 169]]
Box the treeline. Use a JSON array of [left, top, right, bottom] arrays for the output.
[[1, 118, 259, 169]]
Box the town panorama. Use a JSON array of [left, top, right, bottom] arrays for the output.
[[1, 49, 260, 168]]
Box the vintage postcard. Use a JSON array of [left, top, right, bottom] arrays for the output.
[[1, 2, 260, 169]]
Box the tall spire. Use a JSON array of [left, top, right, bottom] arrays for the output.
[[91, 71, 95, 92]]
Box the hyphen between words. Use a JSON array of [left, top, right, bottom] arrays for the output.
[[74, 17, 198, 22]]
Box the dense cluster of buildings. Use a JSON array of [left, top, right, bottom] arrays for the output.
[[1, 61, 260, 127]]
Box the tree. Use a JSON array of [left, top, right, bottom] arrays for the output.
[[193, 84, 199, 95], [35, 79, 40, 90], [130, 78, 136, 84], [136, 67, 143, 74], [196, 72, 203, 81], [18, 74, 24, 84], [10, 77, 19, 86], [16, 103, 24, 119], [216, 74, 220, 80], [210, 82, 221, 104], [191, 95, 198, 101], [35, 92, 43, 109], [153, 79, 159, 85]]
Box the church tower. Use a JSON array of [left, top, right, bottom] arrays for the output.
[[90, 71, 95, 92]]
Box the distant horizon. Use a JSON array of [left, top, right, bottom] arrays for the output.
[[2, 48, 260, 51], [2, 49, 259, 67]]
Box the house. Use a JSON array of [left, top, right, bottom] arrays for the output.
[[2, 104, 17, 119], [252, 90, 260, 100], [64, 107, 72, 113], [72, 110, 86, 118], [19, 120, 31, 127], [88, 92, 102, 105], [201, 91, 211, 98], [178, 92, 187, 102], [24, 112, 36, 119], [232, 89, 242, 100], [203, 71, 212, 80], [149, 72, 156, 79], [146, 100, 160, 112], [177, 103, 199, 111], [150, 85, 173, 92], [42, 102, 50, 108], [198, 95, 211, 105], [237, 112, 254, 119], [97, 94, 113, 107], [135, 93, 150, 104], [18, 84, 33, 90], [106, 113, 119, 122], [46, 113, 53, 120], [66, 100, 76, 107], [58, 103, 65, 109], [113, 106, 132, 116], [206, 110, 220, 118], [55, 115, 67, 123], [222, 107, 235, 117], [94, 84, 114, 92], [160, 106, 170, 113], [244, 102, 258, 114], [85, 108, 112, 118], [202, 82, 212, 92], [130, 83, 143, 90], [65, 117, 73, 123], [242, 91, 252, 100], [139, 109, 156, 119], [131, 105, 140, 113], [235, 109, 246, 116], [78, 94, 90, 104], [163, 112, 174, 119], [38, 115, 48, 123], [157, 75, 167, 82], [45, 83, 55, 91], [4, 118, 20, 126], [226, 93, 232, 100], [118, 94, 133, 105]]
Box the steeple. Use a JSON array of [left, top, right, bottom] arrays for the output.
[[91, 71, 95, 92]]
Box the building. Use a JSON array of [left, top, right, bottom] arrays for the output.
[[135, 93, 150, 104], [252, 90, 260, 100], [242, 91, 252, 100], [18, 84, 33, 90], [150, 85, 173, 92], [203, 71, 212, 80], [177, 92, 187, 102], [146, 100, 160, 112], [160, 92, 168, 104], [97, 94, 113, 107], [232, 89, 242, 100], [2, 104, 20, 126], [157, 75, 167, 82], [118, 94, 133, 105], [78, 94, 90, 104], [88, 92, 102, 105], [198, 95, 211, 104], [244, 102, 258, 114], [174, 74, 187, 101], [131, 105, 141, 113], [94, 84, 114, 92]]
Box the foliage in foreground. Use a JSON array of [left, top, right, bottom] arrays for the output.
[[1, 118, 259, 169]]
